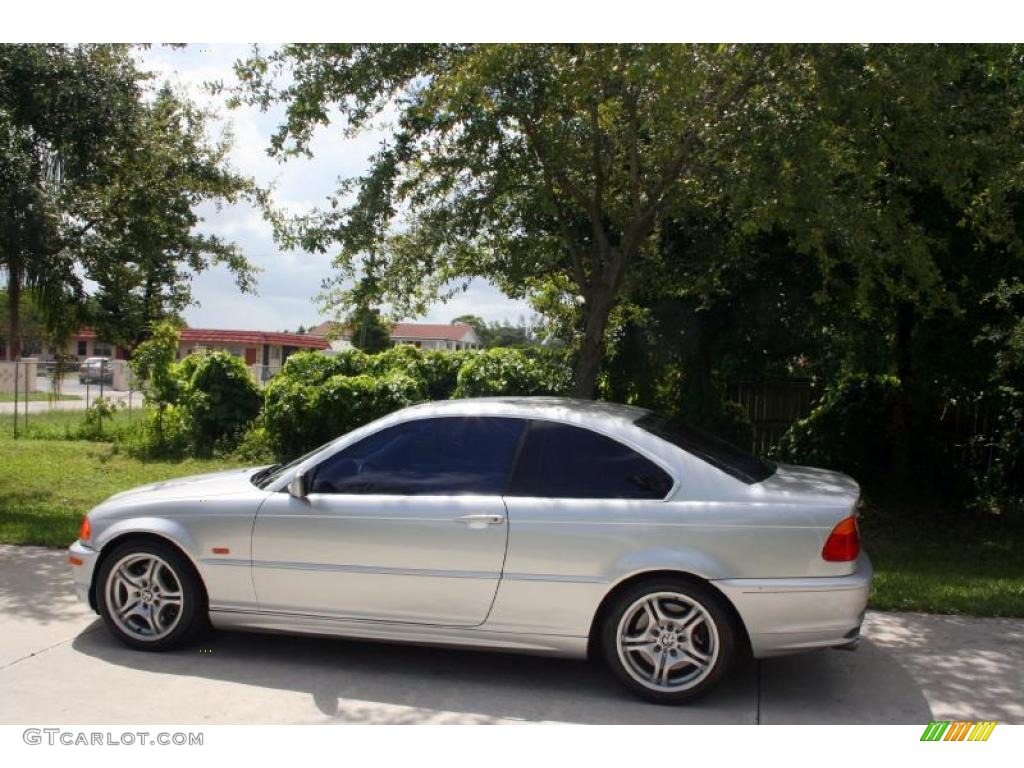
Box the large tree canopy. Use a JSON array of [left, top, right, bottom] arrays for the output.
[[231, 43, 783, 396], [79, 85, 260, 350], [231, 44, 1024, 405], [0, 44, 260, 357]]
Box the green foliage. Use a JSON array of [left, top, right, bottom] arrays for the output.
[[776, 375, 905, 496], [231, 424, 275, 464], [453, 348, 571, 399], [229, 44, 787, 396], [176, 351, 263, 456], [128, 321, 182, 451], [263, 346, 572, 458], [129, 326, 261, 458], [264, 370, 421, 459], [1, 45, 260, 357], [78, 396, 120, 440], [345, 305, 392, 353]]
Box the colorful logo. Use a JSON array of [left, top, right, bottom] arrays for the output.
[[921, 721, 997, 741]]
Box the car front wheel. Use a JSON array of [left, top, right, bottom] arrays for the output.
[[96, 540, 206, 651], [600, 578, 736, 704]]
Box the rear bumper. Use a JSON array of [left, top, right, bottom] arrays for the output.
[[68, 540, 100, 609], [713, 553, 872, 658]]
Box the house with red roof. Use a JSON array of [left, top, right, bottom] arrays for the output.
[[58, 328, 329, 374], [309, 321, 482, 351]]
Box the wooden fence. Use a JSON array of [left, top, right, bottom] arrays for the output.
[[728, 380, 1003, 473], [726, 379, 819, 455]]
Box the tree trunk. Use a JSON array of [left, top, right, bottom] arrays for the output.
[[571, 290, 616, 399], [6, 265, 22, 361]]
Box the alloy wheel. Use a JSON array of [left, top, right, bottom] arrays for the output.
[[614, 591, 720, 693], [104, 553, 185, 642]]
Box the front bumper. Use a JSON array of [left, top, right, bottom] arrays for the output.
[[713, 553, 873, 658], [68, 540, 100, 610]]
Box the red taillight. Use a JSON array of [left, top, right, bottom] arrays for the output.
[[78, 516, 91, 543], [822, 515, 860, 562]]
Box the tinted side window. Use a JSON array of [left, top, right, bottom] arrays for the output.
[[506, 420, 673, 499], [310, 417, 526, 495]]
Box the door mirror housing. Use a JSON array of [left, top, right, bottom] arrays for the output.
[[287, 468, 310, 499]]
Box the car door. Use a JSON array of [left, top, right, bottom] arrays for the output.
[[490, 419, 676, 635], [251, 416, 526, 626]]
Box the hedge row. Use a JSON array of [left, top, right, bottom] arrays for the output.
[[263, 346, 573, 458]]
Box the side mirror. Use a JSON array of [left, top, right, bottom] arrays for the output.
[[287, 468, 309, 499]]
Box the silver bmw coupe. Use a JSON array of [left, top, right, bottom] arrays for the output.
[[69, 397, 871, 703]]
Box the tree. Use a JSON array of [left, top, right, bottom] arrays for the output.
[[0, 44, 141, 358], [451, 314, 488, 344], [230, 44, 775, 396], [128, 320, 183, 446], [80, 85, 259, 351], [1, 45, 260, 359]]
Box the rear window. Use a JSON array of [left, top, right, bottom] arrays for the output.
[[634, 413, 776, 484]]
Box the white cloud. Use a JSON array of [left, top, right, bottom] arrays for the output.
[[134, 44, 530, 330]]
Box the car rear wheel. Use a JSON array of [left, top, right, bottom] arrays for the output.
[[96, 540, 206, 651], [600, 578, 735, 704]]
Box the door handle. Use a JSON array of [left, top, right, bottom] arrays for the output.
[[454, 513, 505, 528]]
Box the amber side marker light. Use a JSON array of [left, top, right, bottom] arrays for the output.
[[78, 516, 91, 543], [68, 555, 83, 566], [822, 515, 861, 562], [211, 547, 230, 555]]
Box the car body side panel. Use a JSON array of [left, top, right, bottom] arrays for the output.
[[714, 553, 873, 656], [250, 492, 509, 625], [486, 496, 846, 636], [85, 498, 263, 612]]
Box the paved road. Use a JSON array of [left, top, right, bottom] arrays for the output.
[[1, 545, 1021, 724], [0, 377, 136, 413]]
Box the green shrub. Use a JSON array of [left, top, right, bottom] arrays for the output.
[[366, 346, 468, 400], [453, 347, 571, 398], [119, 406, 191, 460], [263, 346, 572, 459], [263, 369, 422, 459], [177, 352, 263, 456], [231, 424, 275, 464], [776, 374, 903, 493], [282, 348, 368, 383]]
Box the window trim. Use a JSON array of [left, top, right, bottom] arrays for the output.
[[503, 418, 677, 501]]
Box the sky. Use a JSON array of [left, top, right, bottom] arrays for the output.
[[136, 44, 533, 332]]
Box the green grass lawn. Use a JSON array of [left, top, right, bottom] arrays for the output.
[[859, 507, 1024, 617], [0, 392, 81, 402], [0, 435, 239, 547], [0, 428, 1020, 617], [0, 406, 140, 439]]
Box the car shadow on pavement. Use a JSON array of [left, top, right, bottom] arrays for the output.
[[71, 622, 761, 724]]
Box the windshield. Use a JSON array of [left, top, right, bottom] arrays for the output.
[[634, 413, 776, 484], [250, 440, 337, 489]]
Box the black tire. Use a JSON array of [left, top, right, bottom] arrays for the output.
[[600, 578, 736, 704], [95, 539, 208, 651]]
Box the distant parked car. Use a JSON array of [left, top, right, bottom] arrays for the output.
[[68, 397, 871, 704], [79, 357, 113, 385]]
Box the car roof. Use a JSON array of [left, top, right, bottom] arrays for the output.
[[397, 396, 650, 429]]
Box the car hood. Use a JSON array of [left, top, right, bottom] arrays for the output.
[[105, 467, 265, 503], [756, 462, 860, 506]]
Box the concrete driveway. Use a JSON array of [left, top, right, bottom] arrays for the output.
[[1, 544, 1021, 725]]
